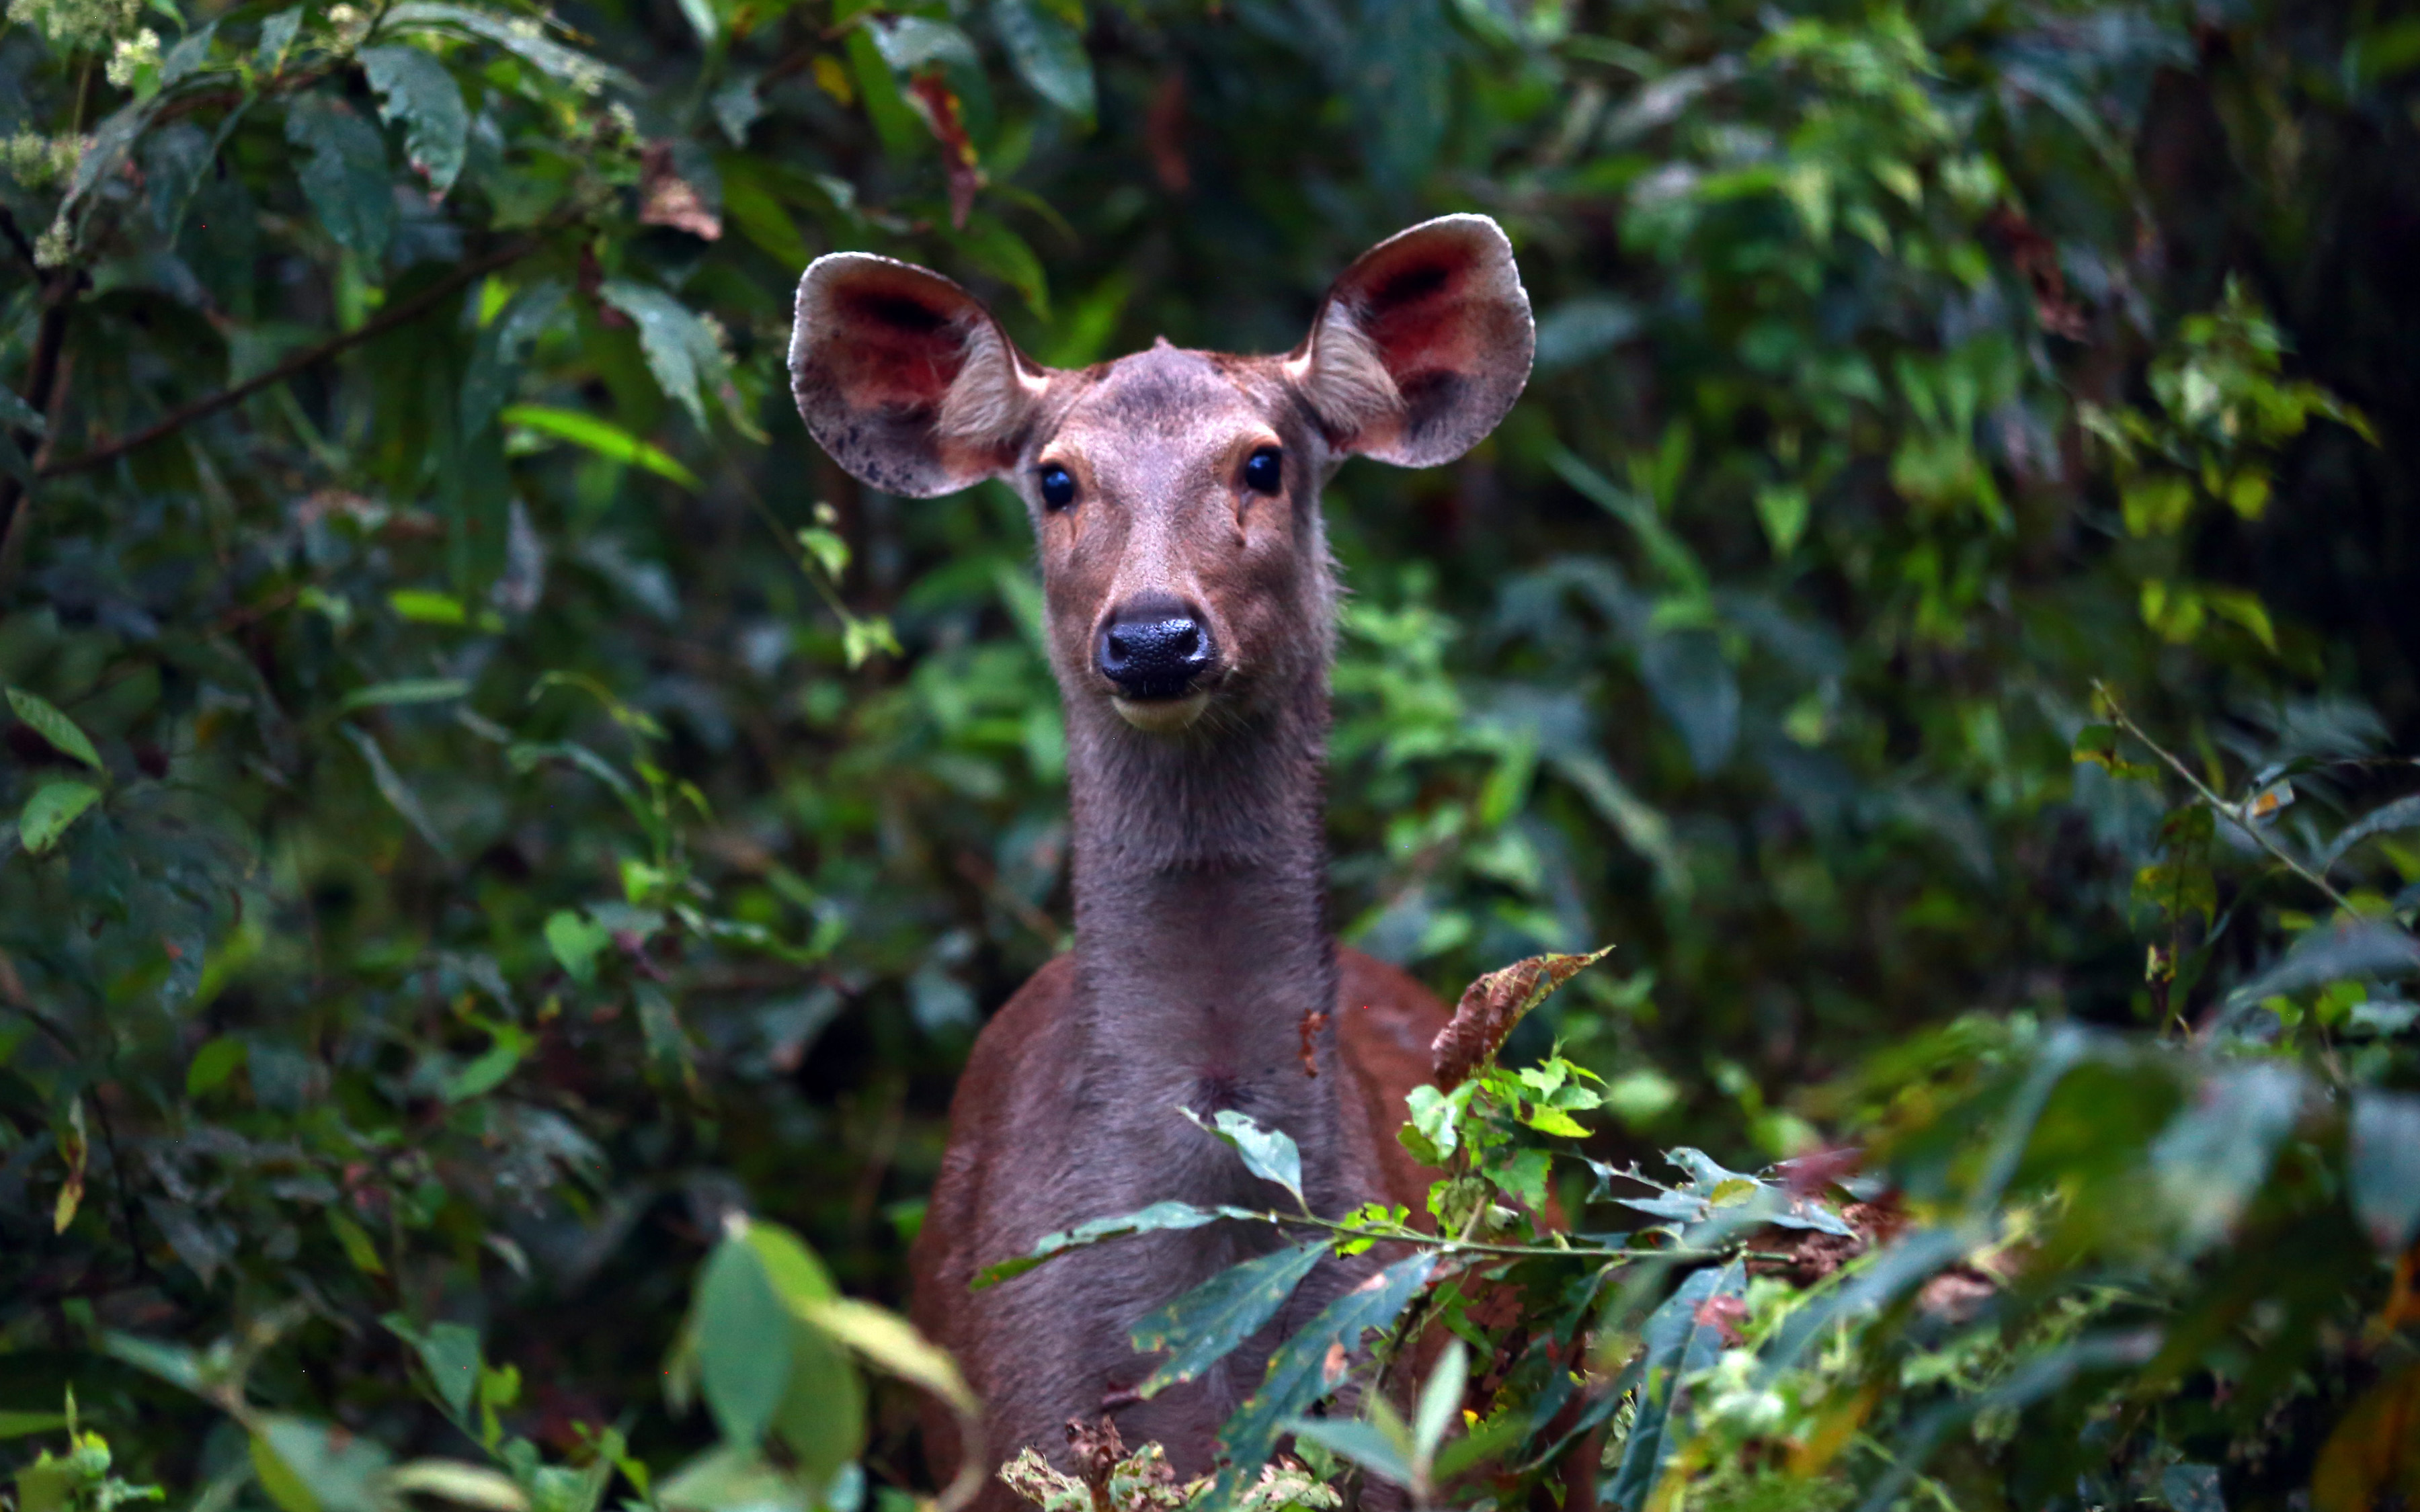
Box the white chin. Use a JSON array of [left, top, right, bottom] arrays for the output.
[[1113, 692, 1210, 733]]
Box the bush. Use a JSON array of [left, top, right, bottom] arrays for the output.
[[3, 0, 2415, 1509]]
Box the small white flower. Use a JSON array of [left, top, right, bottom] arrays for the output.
[[104, 26, 160, 87], [34, 214, 75, 268]]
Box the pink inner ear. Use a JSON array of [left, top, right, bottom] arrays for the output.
[[1355, 253, 1485, 381], [828, 278, 971, 411]]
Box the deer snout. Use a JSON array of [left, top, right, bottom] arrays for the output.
[[1096, 595, 1219, 730]]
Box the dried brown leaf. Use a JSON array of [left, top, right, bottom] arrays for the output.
[[1430, 946, 1613, 1091]]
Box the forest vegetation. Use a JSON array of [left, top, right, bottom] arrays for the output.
[[2, 0, 2418, 1510]]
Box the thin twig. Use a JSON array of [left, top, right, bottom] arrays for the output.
[[2095, 682, 2358, 915], [38, 233, 546, 480]]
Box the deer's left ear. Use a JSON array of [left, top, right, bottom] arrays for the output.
[[1287, 214, 1534, 468]]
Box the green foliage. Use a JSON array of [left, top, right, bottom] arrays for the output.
[[3, 0, 2417, 1509]]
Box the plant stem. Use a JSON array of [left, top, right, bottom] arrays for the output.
[[2095, 682, 2360, 915]]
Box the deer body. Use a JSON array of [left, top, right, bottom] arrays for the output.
[[787, 218, 1534, 1503]]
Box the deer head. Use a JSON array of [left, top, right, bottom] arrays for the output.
[[789, 216, 1533, 739]]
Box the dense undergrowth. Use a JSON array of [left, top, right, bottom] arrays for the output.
[[3, 0, 2418, 1509]]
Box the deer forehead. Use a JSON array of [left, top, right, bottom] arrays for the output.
[[1039, 343, 1291, 485]]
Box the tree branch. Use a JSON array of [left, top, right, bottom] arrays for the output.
[[37, 232, 545, 482]]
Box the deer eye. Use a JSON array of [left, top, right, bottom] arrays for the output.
[[1038, 464, 1076, 510], [1243, 447, 1283, 495]]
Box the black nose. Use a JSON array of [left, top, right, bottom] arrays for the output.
[[1096, 599, 1215, 700]]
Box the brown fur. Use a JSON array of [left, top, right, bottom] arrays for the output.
[[788, 217, 1535, 1509]]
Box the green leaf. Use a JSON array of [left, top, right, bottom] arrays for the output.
[[19, 780, 100, 855], [385, 1462, 528, 1512], [2351, 1091, 2420, 1252], [791, 1294, 973, 1418], [380, 3, 636, 94], [2159, 1464, 2224, 1512], [441, 1020, 531, 1102], [2322, 794, 2420, 872], [1129, 1240, 1331, 1398], [340, 722, 454, 859], [598, 281, 731, 435], [943, 214, 1050, 319], [337, 677, 471, 715], [0, 1413, 68, 1440], [502, 405, 702, 491], [991, 0, 1094, 120], [971, 1200, 1260, 1289], [1186, 1108, 1305, 1209], [389, 589, 470, 624], [1605, 1261, 1744, 1512], [1208, 1252, 1436, 1506], [253, 1415, 394, 1512], [360, 44, 467, 196], [389, 1318, 484, 1420], [692, 1231, 794, 1447], [1754, 482, 1810, 556], [328, 1208, 387, 1275], [545, 910, 612, 986], [286, 92, 395, 266], [6, 687, 103, 768], [2227, 919, 2420, 1008], [1283, 1419, 1412, 1488], [844, 27, 922, 159], [1412, 1339, 1467, 1461]]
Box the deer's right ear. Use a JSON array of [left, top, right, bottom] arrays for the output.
[[789, 253, 1050, 497]]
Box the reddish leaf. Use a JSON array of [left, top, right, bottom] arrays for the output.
[[1430, 946, 1612, 1091], [639, 142, 721, 241], [907, 73, 982, 229]]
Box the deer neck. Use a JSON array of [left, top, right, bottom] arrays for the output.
[[1059, 670, 1345, 1203]]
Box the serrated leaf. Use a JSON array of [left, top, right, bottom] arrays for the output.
[[19, 780, 101, 855], [1130, 1240, 1330, 1398], [598, 281, 730, 435], [286, 92, 395, 265], [1433, 947, 1614, 1089], [360, 44, 467, 196], [7, 687, 102, 769]]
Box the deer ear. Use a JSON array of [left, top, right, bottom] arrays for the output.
[[1288, 214, 1535, 468], [789, 253, 1051, 497]]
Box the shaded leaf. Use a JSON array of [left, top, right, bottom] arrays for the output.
[[992, 0, 1094, 120], [1130, 1239, 1331, 1398], [286, 93, 395, 265], [1209, 1253, 1436, 1506], [1606, 1261, 1744, 1512], [2350, 1090, 2420, 1251], [361, 44, 467, 196], [972, 1200, 1261, 1289], [6, 687, 103, 768]]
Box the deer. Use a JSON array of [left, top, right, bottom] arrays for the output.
[[787, 216, 1534, 1508]]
